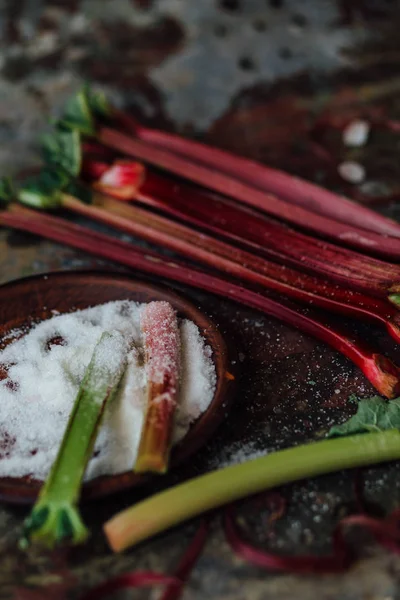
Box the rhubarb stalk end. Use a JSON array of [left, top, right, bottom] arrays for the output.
[[20, 502, 89, 550]]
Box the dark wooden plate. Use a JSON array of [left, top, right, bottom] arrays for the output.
[[0, 270, 234, 504]]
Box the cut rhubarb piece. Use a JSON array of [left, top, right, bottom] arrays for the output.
[[135, 301, 180, 474], [20, 331, 129, 549]]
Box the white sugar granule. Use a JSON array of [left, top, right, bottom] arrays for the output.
[[0, 300, 216, 481]]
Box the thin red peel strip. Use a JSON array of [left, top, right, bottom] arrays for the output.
[[79, 522, 209, 600], [223, 505, 350, 574], [224, 493, 400, 576], [79, 572, 177, 600], [160, 519, 210, 600]]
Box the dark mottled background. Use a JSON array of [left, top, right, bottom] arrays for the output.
[[1, 1, 400, 598]]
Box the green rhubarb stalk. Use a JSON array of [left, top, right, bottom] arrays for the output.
[[104, 429, 400, 552], [21, 331, 128, 549]]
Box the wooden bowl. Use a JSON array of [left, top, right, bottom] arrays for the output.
[[0, 270, 234, 504]]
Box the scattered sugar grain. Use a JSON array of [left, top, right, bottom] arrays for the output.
[[338, 161, 366, 184], [342, 119, 370, 147]]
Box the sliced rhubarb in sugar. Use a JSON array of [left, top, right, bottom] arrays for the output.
[[135, 301, 180, 474]]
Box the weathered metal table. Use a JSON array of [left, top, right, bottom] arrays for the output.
[[1, 1, 400, 598]]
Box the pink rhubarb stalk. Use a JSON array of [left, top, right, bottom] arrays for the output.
[[98, 128, 400, 260], [61, 193, 400, 345], [84, 158, 400, 296], [111, 110, 400, 239], [135, 301, 180, 474]]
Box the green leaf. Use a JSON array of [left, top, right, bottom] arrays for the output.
[[327, 396, 400, 437], [0, 177, 16, 207], [59, 89, 96, 136], [42, 127, 82, 176], [18, 168, 70, 210], [85, 84, 112, 118]]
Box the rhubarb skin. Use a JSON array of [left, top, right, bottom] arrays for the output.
[[135, 301, 180, 474]]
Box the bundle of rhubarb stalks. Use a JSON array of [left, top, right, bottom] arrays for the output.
[[2, 87, 400, 399], [2, 88, 400, 567]]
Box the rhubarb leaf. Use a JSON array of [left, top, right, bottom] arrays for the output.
[[18, 169, 69, 210], [327, 396, 400, 437], [42, 127, 82, 177], [85, 85, 112, 118], [59, 89, 96, 136], [0, 177, 16, 207]]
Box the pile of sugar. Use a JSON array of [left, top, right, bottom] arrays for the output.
[[0, 300, 216, 481]]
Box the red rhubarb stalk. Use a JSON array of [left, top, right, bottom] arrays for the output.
[[61, 193, 400, 344], [1, 204, 400, 398], [112, 111, 400, 239], [84, 159, 400, 296], [98, 128, 400, 260], [135, 301, 180, 474], [138, 175, 400, 294]]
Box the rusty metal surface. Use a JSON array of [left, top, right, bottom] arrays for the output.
[[0, 1, 400, 598]]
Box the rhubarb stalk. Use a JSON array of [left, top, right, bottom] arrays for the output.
[[85, 161, 400, 297], [16, 166, 400, 335], [56, 87, 400, 257], [20, 331, 129, 548], [98, 127, 400, 261], [61, 193, 400, 345], [81, 89, 400, 238], [39, 125, 400, 295], [1, 204, 400, 398], [103, 429, 400, 552], [135, 301, 180, 474]]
